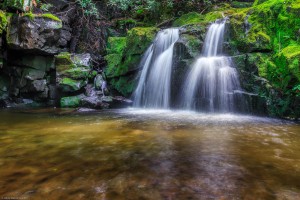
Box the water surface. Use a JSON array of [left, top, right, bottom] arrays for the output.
[[0, 108, 300, 199]]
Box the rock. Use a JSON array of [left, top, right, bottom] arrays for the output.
[[85, 84, 97, 97], [37, 86, 49, 99], [61, 67, 91, 80], [55, 52, 92, 74], [11, 55, 55, 71], [59, 77, 87, 92], [94, 74, 105, 90], [81, 96, 109, 109], [101, 96, 113, 103], [7, 14, 68, 55], [71, 53, 91, 67], [23, 69, 45, 81], [60, 95, 85, 108], [48, 85, 56, 99], [29, 79, 47, 92], [0, 75, 10, 100], [111, 96, 133, 108], [105, 27, 158, 78]]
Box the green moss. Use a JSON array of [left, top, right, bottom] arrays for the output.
[[61, 67, 91, 80], [105, 27, 158, 79], [173, 12, 203, 27], [41, 13, 61, 22], [106, 37, 127, 54], [23, 12, 61, 23], [280, 45, 300, 59], [59, 78, 87, 92], [110, 75, 136, 97], [60, 96, 82, 108], [0, 10, 8, 34]]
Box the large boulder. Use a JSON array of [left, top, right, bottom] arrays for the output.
[[7, 14, 70, 54]]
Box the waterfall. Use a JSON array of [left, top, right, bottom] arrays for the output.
[[181, 19, 242, 112], [133, 28, 179, 108]]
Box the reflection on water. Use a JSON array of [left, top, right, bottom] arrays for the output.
[[0, 108, 300, 200]]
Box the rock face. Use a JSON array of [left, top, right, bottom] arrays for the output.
[[7, 14, 69, 55]]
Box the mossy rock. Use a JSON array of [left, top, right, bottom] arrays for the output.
[[105, 27, 159, 79], [106, 37, 127, 54], [109, 75, 137, 97], [277, 45, 300, 81], [59, 78, 87, 92], [126, 27, 159, 55], [61, 67, 91, 80], [173, 12, 203, 27], [60, 95, 84, 108]]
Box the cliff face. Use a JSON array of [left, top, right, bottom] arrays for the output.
[[0, 0, 299, 118]]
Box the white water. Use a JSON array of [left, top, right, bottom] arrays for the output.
[[182, 19, 242, 112], [133, 28, 179, 108]]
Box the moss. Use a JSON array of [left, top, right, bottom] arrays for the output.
[[0, 10, 8, 34], [110, 75, 136, 97], [173, 12, 203, 27], [61, 67, 91, 80], [41, 13, 61, 22], [106, 37, 127, 54], [105, 27, 158, 79], [60, 96, 82, 108], [23, 12, 61, 22], [59, 78, 87, 92], [280, 45, 300, 59]]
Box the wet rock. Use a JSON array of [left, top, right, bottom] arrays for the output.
[[111, 96, 133, 108], [29, 79, 47, 92], [81, 96, 109, 109], [85, 84, 97, 97], [7, 14, 68, 55], [94, 74, 105, 90]]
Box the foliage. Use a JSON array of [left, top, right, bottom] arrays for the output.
[[77, 0, 98, 17]]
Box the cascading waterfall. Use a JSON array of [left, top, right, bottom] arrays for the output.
[[181, 19, 242, 112], [133, 28, 179, 108]]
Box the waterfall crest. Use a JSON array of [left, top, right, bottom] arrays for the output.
[[181, 19, 243, 112], [133, 28, 179, 108]]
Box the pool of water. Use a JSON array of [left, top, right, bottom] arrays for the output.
[[0, 108, 300, 199]]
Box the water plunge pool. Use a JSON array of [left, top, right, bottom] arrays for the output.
[[0, 108, 299, 199]]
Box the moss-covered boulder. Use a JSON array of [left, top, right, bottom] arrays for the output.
[[277, 45, 300, 81], [59, 78, 87, 93], [60, 95, 85, 108], [105, 27, 158, 96], [105, 27, 158, 78]]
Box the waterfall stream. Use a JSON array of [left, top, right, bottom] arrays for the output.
[[134, 19, 243, 112], [181, 19, 243, 112], [133, 28, 179, 108]]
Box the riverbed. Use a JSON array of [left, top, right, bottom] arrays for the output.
[[0, 108, 299, 199]]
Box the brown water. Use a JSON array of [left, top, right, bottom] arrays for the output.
[[0, 108, 300, 200]]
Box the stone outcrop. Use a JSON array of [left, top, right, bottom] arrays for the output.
[[7, 14, 70, 55]]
